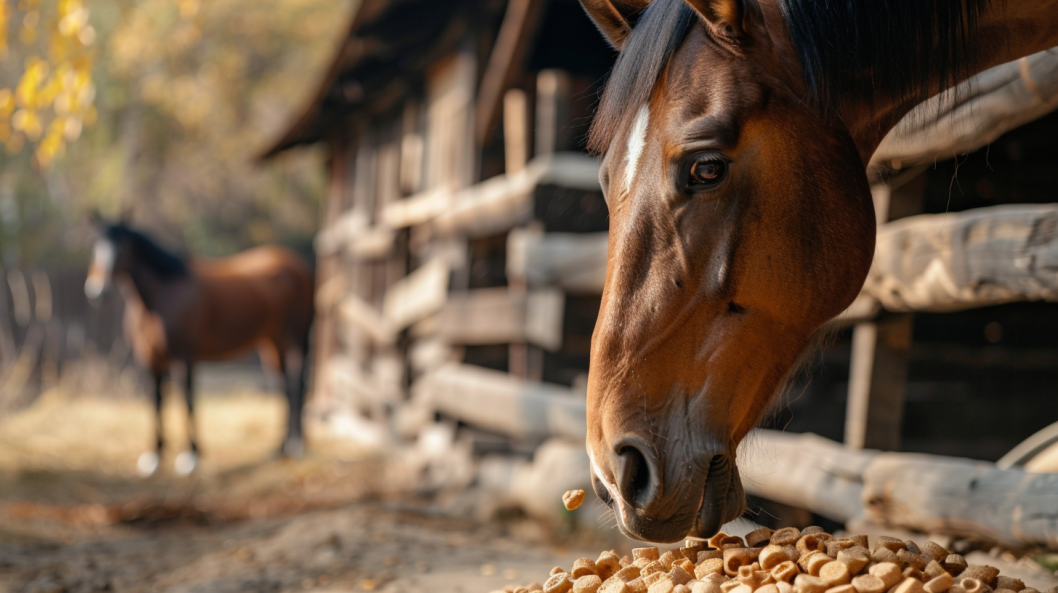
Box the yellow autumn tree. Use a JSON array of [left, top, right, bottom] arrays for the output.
[[0, 0, 351, 266], [1, 0, 97, 167]]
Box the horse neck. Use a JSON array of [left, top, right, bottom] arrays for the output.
[[122, 256, 181, 312], [835, 0, 1058, 164]]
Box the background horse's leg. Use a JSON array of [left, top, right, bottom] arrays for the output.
[[258, 341, 298, 458], [137, 372, 164, 477], [281, 345, 306, 459], [174, 362, 199, 476]]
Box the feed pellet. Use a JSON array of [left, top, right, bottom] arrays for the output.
[[492, 527, 1056, 593], [563, 490, 586, 511]]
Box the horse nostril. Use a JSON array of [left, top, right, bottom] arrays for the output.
[[615, 440, 659, 508]]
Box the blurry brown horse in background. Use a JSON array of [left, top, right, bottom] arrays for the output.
[[578, 0, 1058, 542], [85, 215, 315, 476]]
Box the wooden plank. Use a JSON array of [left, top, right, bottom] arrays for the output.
[[739, 430, 875, 523], [382, 257, 450, 332], [845, 313, 914, 450], [383, 153, 601, 233], [381, 187, 451, 228], [411, 362, 586, 440], [436, 287, 564, 351], [431, 152, 600, 237], [338, 293, 397, 345], [348, 226, 396, 259], [504, 88, 530, 175], [311, 254, 342, 402], [507, 228, 608, 293], [863, 453, 1058, 549], [399, 100, 424, 195], [315, 208, 370, 256], [425, 53, 476, 192], [844, 173, 924, 451], [475, 0, 547, 146], [871, 47, 1058, 176], [742, 429, 1058, 549], [535, 69, 573, 156], [864, 203, 1058, 312]]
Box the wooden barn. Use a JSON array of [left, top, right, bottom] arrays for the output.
[[264, 0, 1058, 541], [261, 0, 617, 459]]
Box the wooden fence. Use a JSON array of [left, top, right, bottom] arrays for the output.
[[0, 266, 128, 406]]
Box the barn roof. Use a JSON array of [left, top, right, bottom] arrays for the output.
[[259, 0, 472, 159]]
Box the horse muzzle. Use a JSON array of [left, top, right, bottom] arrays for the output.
[[589, 439, 744, 543]]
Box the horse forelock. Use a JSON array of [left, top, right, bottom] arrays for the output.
[[588, 0, 695, 156]]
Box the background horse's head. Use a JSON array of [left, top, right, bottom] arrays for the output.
[[85, 213, 128, 300], [581, 0, 882, 542], [85, 214, 187, 300]]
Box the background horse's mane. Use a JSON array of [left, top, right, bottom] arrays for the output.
[[105, 223, 189, 278], [587, 0, 989, 154]]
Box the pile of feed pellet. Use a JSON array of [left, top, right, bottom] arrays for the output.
[[498, 526, 1056, 593]]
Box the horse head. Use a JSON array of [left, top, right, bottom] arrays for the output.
[[84, 211, 146, 300], [580, 0, 877, 542], [85, 214, 124, 300]]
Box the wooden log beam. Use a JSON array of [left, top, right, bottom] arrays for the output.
[[863, 204, 1058, 312], [871, 47, 1058, 176], [507, 229, 608, 293], [430, 152, 600, 237], [740, 430, 1058, 549], [411, 362, 587, 441], [863, 453, 1058, 548], [436, 287, 564, 351], [739, 431, 874, 523]]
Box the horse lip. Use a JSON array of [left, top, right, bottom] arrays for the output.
[[691, 455, 733, 538]]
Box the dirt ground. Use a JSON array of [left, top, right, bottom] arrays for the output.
[[0, 372, 613, 593]]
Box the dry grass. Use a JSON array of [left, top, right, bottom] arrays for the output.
[[0, 386, 289, 478]]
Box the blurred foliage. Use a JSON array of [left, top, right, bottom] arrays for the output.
[[1, 0, 96, 167], [0, 0, 354, 266]]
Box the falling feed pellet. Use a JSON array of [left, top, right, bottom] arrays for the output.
[[489, 526, 1058, 593], [563, 489, 586, 511]]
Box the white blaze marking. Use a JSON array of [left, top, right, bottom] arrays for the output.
[[624, 105, 650, 192], [84, 239, 115, 299]]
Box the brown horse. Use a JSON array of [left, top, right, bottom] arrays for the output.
[[85, 216, 315, 476], [578, 0, 1058, 542]]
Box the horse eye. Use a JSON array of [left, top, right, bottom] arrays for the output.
[[688, 157, 728, 188]]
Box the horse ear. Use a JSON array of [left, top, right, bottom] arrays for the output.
[[580, 0, 650, 50], [683, 0, 744, 40]]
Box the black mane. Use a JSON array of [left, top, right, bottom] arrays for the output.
[[783, 0, 989, 109], [588, 0, 989, 154], [105, 224, 189, 279]]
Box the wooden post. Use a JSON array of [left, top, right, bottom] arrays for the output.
[[503, 88, 530, 175], [475, 0, 546, 145], [309, 139, 349, 405], [844, 170, 926, 450], [845, 312, 914, 450], [535, 69, 572, 156]]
